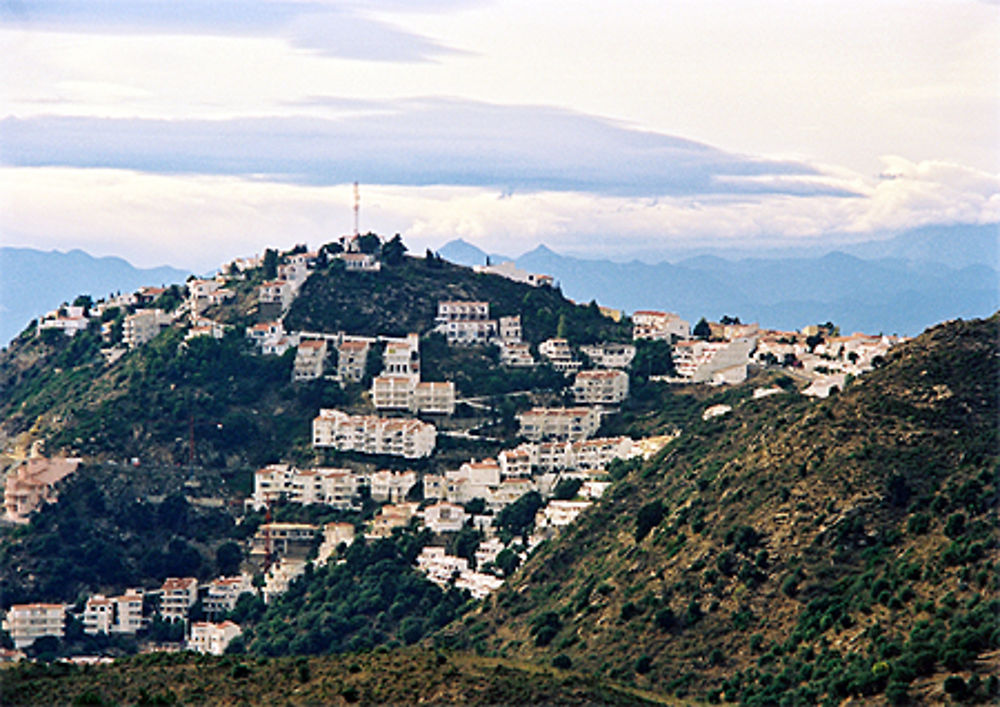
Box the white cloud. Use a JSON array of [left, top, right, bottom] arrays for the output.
[[1, 160, 995, 270]]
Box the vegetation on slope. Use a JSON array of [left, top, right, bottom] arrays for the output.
[[0, 464, 244, 607], [445, 315, 1000, 705], [235, 534, 469, 657], [285, 253, 628, 345], [0, 649, 674, 707]]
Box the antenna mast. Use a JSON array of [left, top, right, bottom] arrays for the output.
[[353, 182, 360, 237]]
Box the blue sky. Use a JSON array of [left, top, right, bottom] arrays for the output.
[[0, 0, 997, 269]]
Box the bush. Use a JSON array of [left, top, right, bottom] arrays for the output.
[[552, 654, 572, 669], [943, 675, 967, 698], [635, 500, 665, 542]]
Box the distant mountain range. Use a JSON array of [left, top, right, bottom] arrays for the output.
[[0, 248, 190, 347], [439, 223, 999, 335]]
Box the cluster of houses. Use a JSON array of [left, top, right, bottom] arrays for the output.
[[7, 237, 913, 661], [2, 575, 249, 656], [631, 310, 902, 394]]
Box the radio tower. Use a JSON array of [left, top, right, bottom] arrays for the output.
[[353, 182, 360, 237]]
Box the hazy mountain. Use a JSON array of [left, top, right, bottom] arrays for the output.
[[0, 247, 190, 347], [438, 224, 999, 335]]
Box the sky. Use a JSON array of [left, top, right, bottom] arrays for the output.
[[0, 0, 997, 270]]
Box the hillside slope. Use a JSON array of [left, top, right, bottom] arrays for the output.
[[0, 649, 675, 707], [446, 315, 999, 704]]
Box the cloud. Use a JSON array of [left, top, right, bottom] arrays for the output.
[[0, 98, 856, 198], [0, 1, 467, 62], [0, 159, 995, 272]]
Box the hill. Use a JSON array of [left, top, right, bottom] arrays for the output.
[[285, 254, 626, 345], [0, 247, 190, 348], [444, 315, 1000, 704], [0, 249, 625, 467], [0, 649, 674, 706]]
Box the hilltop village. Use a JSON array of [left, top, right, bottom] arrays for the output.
[[1, 233, 904, 660]]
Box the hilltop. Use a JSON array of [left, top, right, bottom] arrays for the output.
[[445, 315, 1000, 704], [0, 246, 626, 468]]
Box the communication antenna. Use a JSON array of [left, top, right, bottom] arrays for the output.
[[353, 182, 360, 237]]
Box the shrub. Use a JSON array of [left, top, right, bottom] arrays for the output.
[[635, 655, 653, 674], [635, 500, 665, 542], [552, 654, 572, 669], [943, 675, 967, 698]]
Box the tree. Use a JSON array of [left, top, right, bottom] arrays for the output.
[[632, 338, 674, 379], [262, 248, 279, 279], [494, 548, 521, 576], [556, 313, 568, 339], [720, 314, 741, 325], [693, 318, 711, 339], [552, 478, 582, 500], [72, 294, 93, 315], [356, 233, 381, 255], [216, 541, 243, 576], [381, 234, 407, 265]]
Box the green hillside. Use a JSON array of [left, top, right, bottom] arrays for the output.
[[0, 649, 675, 706], [444, 315, 1000, 705], [286, 253, 627, 345]]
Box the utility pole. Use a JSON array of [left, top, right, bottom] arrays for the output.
[[353, 182, 360, 237]]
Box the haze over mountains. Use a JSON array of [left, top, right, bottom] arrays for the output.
[[0, 248, 190, 347], [1, 222, 995, 347], [440, 223, 999, 336]]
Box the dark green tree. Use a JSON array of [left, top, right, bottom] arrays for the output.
[[381, 234, 407, 265], [693, 318, 711, 339]]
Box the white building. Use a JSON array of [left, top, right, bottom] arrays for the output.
[[632, 311, 689, 341], [580, 342, 636, 369], [536, 500, 592, 529], [472, 261, 553, 288], [293, 339, 328, 381], [262, 559, 307, 604], [454, 571, 504, 599], [83, 595, 114, 635], [412, 381, 456, 415], [474, 537, 506, 568], [488, 478, 535, 512], [341, 252, 381, 271], [381, 334, 420, 377], [112, 590, 144, 634], [3, 457, 81, 524], [160, 577, 198, 623], [3, 604, 66, 649], [123, 309, 172, 348], [316, 522, 356, 565], [246, 320, 286, 351], [572, 369, 630, 405], [673, 336, 756, 384], [436, 301, 497, 345], [372, 376, 416, 410], [539, 338, 580, 373], [517, 407, 601, 441], [188, 621, 242, 655], [38, 307, 90, 337], [370, 469, 418, 503], [500, 342, 535, 367], [258, 280, 293, 313], [367, 503, 419, 539], [498, 315, 523, 343], [313, 409, 436, 459], [498, 447, 533, 477], [337, 339, 371, 383], [204, 576, 254, 616], [422, 502, 469, 533]]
